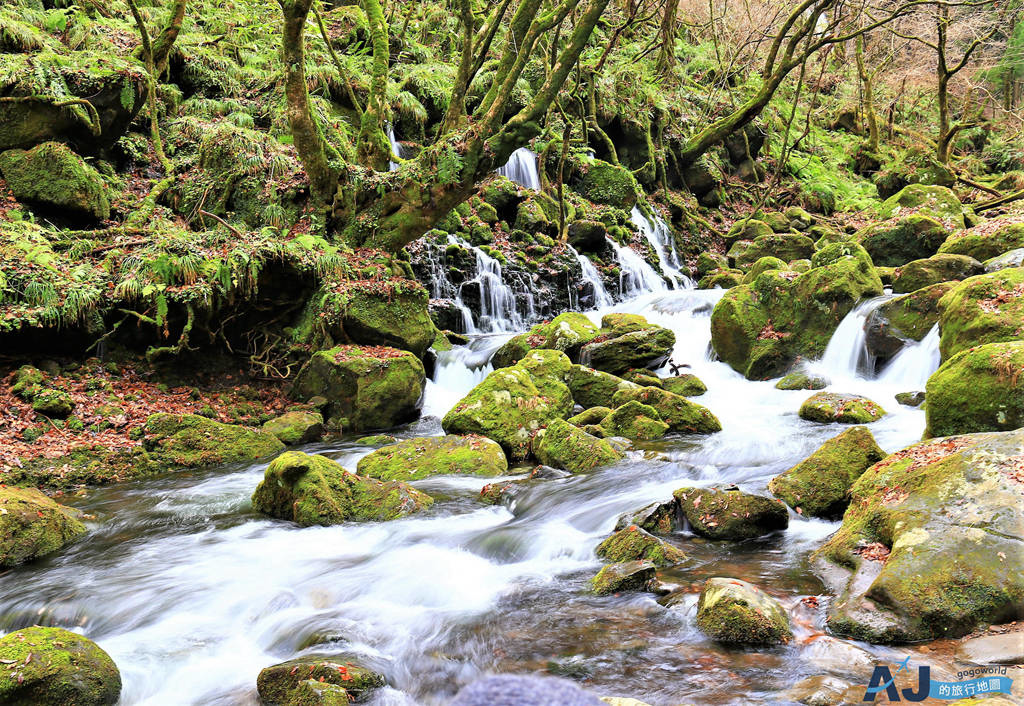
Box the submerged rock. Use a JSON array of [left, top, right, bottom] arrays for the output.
[[937, 268, 1024, 362], [814, 429, 1024, 643], [894, 391, 925, 407], [674, 486, 788, 540], [611, 386, 721, 434], [598, 401, 669, 441], [695, 577, 792, 645], [590, 560, 656, 595], [356, 434, 507, 481], [450, 675, 606, 706], [257, 655, 385, 704], [143, 413, 284, 469], [926, 341, 1024, 437], [533, 419, 623, 473], [290, 345, 425, 432], [891, 253, 983, 294], [775, 371, 829, 390], [799, 392, 886, 424], [769, 426, 887, 519], [0, 626, 121, 705], [262, 410, 324, 445], [782, 675, 856, 706], [252, 451, 432, 526], [0, 487, 86, 568], [956, 633, 1024, 666], [595, 526, 686, 567]]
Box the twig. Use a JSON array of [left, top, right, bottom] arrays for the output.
[[197, 210, 243, 235]]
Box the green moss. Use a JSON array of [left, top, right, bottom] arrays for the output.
[[0, 486, 86, 567], [769, 426, 886, 519], [257, 656, 385, 704], [252, 451, 432, 525], [728, 234, 814, 270], [356, 434, 507, 481], [856, 214, 950, 267], [741, 256, 788, 284], [590, 560, 656, 595], [566, 364, 640, 408], [696, 578, 792, 645], [579, 326, 675, 376], [891, 254, 983, 294], [873, 281, 954, 341], [611, 386, 721, 434], [11, 364, 44, 399], [878, 184, 964, 227], [662, 373, 707, 397], [31, 388, 74, 418], [696, 252, 728, 276], [595, 526, 686, 567], [799, 392, 886, 424], [938, 218, 1024, 261], [724, 218, 773, 244], [261, 410, 324, 445], [0, 626, 121, 706], [143, 413, 284, 469], [697, 269, 744, 289], [774, 371, 829, 390], [599, 400, 669, 440], [576, 159, 638, 209], [567, 406, 612, 426], [533, 418, 622, 473], [937, 268, 1024, 361], [673, 486, 788, 540], [926, 341, 1024, 437], [492, 313, 599, 368], [0, 141, 109, 221]]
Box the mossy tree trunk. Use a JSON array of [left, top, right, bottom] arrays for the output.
[[279, 0, 611, 252]]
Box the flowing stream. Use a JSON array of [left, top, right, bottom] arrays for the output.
[[0, 287, 947, 705]]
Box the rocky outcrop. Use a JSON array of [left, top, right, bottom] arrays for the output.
[[926, 341, 1024, 437], [891, 253, 983, 294], [0, 487, 86, 568], [356, 434, 508, 481], [143, 413, 284, 469], [0, 626, 121, 705], [937, 268, 1024, 362], [938, 217, 1024, 262], [856, 214, 950, 267]]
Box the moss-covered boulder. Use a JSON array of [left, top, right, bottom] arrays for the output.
[[814, 429, 1024, 643], [774, 371, 829, 390], [590, 560, 656, 595], [0, 626, 121, 705], [262, 411, 324, 445], [257, 655, 385, 704], [11, 365, 45, 399], [710, 242, 883, 379], [0, 487, 86, 568], [674, 487, 788, 540], [891, 253, 984, 294], [724, 218, 773, 245], [252, 451, 431, 526], [662, 373, 707, 397], [143, 413, 284, 469], [611, 386, 721, 434], [567, 407, 612, 426], [598, 401, 669, 441], [740, 256, 788, 284], [937, 268, 1024, 362], [290, 346, 425, 432], [533, 419, 623, 473], [567, 219, 608, 251], [895, 391, 925, 407], [614, 500, 678, 534], [0, 142, 109, 222], [31, 389, 75, 419], [335, 286, 437, 358], [984, 247, 1024, 273], [856, 214, 950, 267], [938, 217, 1024, 262], [878, 184, 965, 227], [697, 269, 744, 289], [620, 369, 663, 387], [728, 234, 815, 269], [356, 434, 507, 481], [576, 159, 638, 209], [595, 526, 686, 567], [768, 427, 887, 519], [926, 341, 1024, 437], [799, 392, 886, 424], [579, 326, 675, 375], [443, 355, 573, 460], [695, 578, 792, 645], [864, 282, 952, 359], [696, 251, 729, 275], [492, 313, 599, 367]]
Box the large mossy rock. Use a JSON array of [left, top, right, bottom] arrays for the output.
[[355, 434, 508, 481], [814, 429, 1024, 643], [774, 371, 829, 390], [252, 451, 432, 526], [335, 286, 437, 358], [0, 142, 109, 222], [768, 427, 887, 519], [724, 218, 773, 244], [891, 253, 983, 294], [856, 214, 950, 267], [262, 410, 324, 445], [533, 418, 623, 473], [566, 364, 640, 408], [598, 401, 669, 441], [799, 392, 886, 424], [579, 326, 675, 375], [710, 242, 883, 379], [611, 386, 721, 434], [443, 352, 573, 460], [0, 626, 121, 706], [595, 526, 686, 567], [257, 655, 385, 704], [662, 373, 707, 397], [877, 184, 965, 227], [926, 341, 1024, 437], [695, 578, 792, 645], [727, 234, 815, 269], [938, 217, 1024, 261], [492, 313, 599, 368], [673, 487, 788, 540], [937, 268, 1024, 362], [864, 282, 952, 359], [0, 487, 86, 568], [290, 346, 425, 432], [590, 560, 656, 595], [576, 159, 638, 209], [740, 256, 788, 284], [143, 413, 284, 469]]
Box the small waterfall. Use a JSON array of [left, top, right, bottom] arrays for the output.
[[817, 297, 891, 378], [568, 245, 614, 309], [630, 206, 692, 289], [452, 236, 534, 333], [496, 148, 541, 190], [422, 342, 500, 419], [878, 324, 941, 389], [417, 238, 476, 333], [607, 238, 666, 298], [387, 124, 405, 171]]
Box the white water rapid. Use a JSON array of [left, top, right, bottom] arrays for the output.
[[495, 148, 541, 190], [629, 206, 692, 289]]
